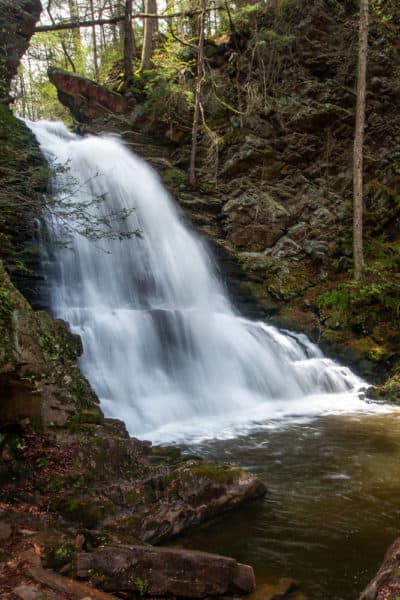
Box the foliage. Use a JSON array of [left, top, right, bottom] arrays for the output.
[[0, 288, 11, 320], [317, 248, 400, 329]]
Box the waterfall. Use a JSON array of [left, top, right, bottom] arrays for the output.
[[28, 119, 374, 443]]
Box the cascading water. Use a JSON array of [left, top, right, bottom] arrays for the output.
[[28, 120, 378, 443]]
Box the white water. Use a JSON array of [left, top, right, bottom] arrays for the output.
[[28, 120, 386, 443]]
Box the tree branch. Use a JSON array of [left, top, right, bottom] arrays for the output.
[[35, 7, 224, 32]]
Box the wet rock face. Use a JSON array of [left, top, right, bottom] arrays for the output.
[[360, 537, 400, 600], [48, 68, 127, 122], [221, 191, 293, 252], [0, 259, 99, 428], [0, 0, 42, 100], [76, 545, 256, 597]]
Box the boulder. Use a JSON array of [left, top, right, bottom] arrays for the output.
[[360, 537, 400, 600], [222, 191, 293, 252], [48, 68, 127, 123], [129, 462, 267, 544], [76, 545, 256, 597], [221, 135, 273, 176]]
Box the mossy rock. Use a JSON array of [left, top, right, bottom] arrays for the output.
[[187, 462, 242, 485], [163, 167, 187, 188], [0, 104, 47, 271], [51, 495, 116, 528], [368, 374, 400, 403]]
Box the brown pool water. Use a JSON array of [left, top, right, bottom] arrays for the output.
[[176, 413, 400, 599]]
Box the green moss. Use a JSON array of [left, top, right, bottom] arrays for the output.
[[0, 288, 11, 321], [45, 544, 74, 569], [77, 409, 104, 425], [51, 495, 116, 528], [163, 168, 187, 188], [189, 463, 241, 484], [87, 568, 106, 583], [368, 372, 400, 402], [66, 374, 95, 410], [349, 337, 390, 363]]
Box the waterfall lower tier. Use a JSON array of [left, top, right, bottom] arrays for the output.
[[28, 119, 380, 443]]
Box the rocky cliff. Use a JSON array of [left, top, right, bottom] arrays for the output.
[[53, 0, 400, 396]]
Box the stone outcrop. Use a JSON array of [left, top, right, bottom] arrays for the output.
[[221, 190, 295, 252], [0, 0, 42, 101], [0, 258, 99, 429], [360, 537, 400, 600], [114, 461, 267, 544], [76, 545, 255, 597], [48, 68, 127, 123], [0, 261, 100, 429]]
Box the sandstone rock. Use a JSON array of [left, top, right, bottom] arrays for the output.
[[287, 222, 308, 243], [48, 68, 127, 123], [221, 136, 272, 176], [360, 537, 400, 599], [303, 239, 328, 261], [0, 258, 99, 429], [76, 545, 256, 597], [309, 207, 335, 230], [132, 462, 267, 543], [0, 0, 42, 101], [266, 236, 303, 260], [13, 585, 41, 600], [222, 191, 292, 252]]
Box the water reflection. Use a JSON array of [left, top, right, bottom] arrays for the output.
[[175, 414, 400, 599]]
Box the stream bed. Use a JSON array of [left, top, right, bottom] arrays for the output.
[[175, 413, 400, 599]]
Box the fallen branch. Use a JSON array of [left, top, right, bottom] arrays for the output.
[[28, 566, 119, 600]]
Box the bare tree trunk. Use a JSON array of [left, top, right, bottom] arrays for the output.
[[107, 0, 119, 47], [141, 0, 158, 70], [123, 0, 133, 90], [353, 0, 369, 281], [47, 0, 77, 71], [189, 0, 206, 188], [89, 0, 100, 81], [68, 0, 83, 66]]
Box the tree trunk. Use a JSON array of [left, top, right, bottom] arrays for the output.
[[67, 0, 83, 68], [47, 0, 77, 72], [122, 0, 133, 91], [353, 0, 369, 281], [89, 0, 100, 81], [189, 0, 206, 188], [141, 0, 158, 70]]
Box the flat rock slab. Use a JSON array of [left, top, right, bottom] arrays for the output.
[[13, 586, 41, 600], [76, 545, 256, 597]]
